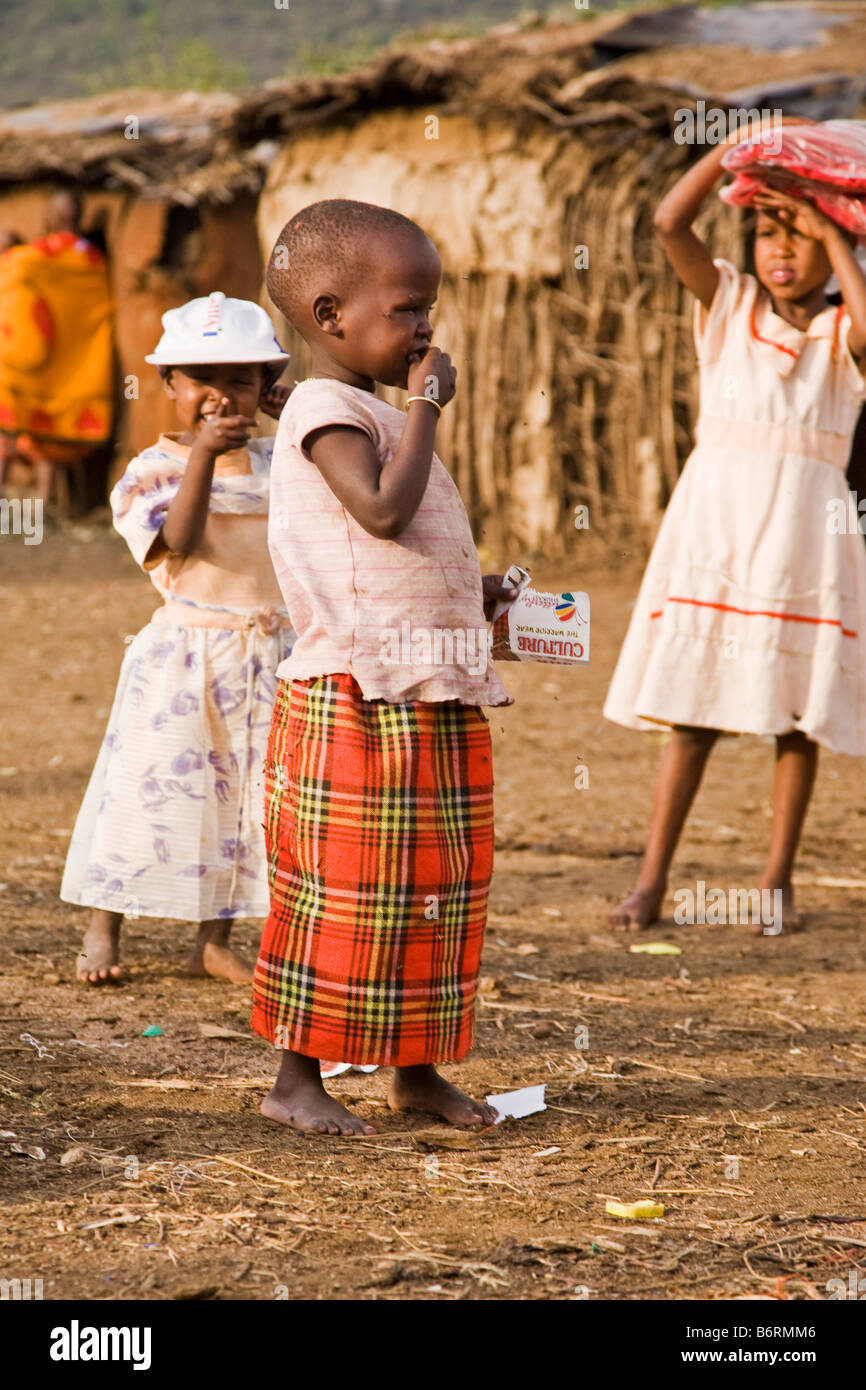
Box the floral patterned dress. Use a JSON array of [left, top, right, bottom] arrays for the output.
[[60, 435, 295, 921]]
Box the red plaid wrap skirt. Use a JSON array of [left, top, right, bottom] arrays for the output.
[[251, 675, 494, 1066]]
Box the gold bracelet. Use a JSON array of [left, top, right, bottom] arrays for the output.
[[406, 395, 442, 415]]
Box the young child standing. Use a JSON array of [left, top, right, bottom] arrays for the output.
[[252, 199, 516, 1135], [62, 293, 294, 984], [604, 125, 866, 933]]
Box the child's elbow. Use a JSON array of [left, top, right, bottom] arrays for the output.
[[355, 498, 408, 540], [653, 206, 676, 237], [159, 526, 194, 557], [365, 514, 403, 541]]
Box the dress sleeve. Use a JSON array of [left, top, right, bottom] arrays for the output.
[[693, 258, 753, 363], [109, 451, 183, 571], [286, 380, 384, 460]]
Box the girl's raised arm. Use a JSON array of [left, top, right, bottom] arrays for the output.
[[819, 224, 866, 362], [653, 145, 729, 310]]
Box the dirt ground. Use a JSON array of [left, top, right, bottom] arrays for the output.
[[1, 518, 865, 1303]]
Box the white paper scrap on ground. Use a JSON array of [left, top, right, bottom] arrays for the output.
[[486, 1083, 547, 1123], [320, 1062, 379, 1078]]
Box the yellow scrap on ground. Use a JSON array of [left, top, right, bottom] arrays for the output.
[[605, 1199, 666, 1220]]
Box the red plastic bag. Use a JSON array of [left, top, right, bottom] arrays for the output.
[[720, 121, 866, 236]]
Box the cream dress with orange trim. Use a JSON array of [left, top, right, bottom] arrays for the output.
[[604, 258, 866, 756]]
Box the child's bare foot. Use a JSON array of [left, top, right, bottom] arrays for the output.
[[752, 882, 804, 936], [262, 1052, 376, 1136], [76, 912, 123, 985], [608, 886, 664, 931], [186, 919, 253, 982], [389, 1064, 498, 1128], [187, 941, 253, 983]]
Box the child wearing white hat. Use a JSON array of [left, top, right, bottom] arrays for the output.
[[62, 293, 297, 986]]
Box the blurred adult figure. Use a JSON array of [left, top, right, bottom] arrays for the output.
[[0, 189, 114, 505]]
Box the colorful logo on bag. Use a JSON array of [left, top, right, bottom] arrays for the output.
[[555, 593, 576, 621]]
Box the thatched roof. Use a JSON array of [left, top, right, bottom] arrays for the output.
[[0, 89, 256, 206], [1, 2, 865, 203]]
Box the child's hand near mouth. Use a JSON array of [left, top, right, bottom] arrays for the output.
[[407, 345, 456, 408], [196, 397, 258, 456]]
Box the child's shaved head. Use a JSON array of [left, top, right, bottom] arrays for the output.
[[267, 199, 431, 329]]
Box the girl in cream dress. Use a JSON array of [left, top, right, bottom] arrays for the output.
[[604, 134, 866, 934]]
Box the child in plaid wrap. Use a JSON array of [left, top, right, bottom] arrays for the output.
[[252, 199, 517, 1135]]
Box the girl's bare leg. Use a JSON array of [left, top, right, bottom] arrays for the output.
[[76, 909, 123, 984], [756, 731, 818, 934], [187, 918, 254, 983], [609, 725, 719, 930]]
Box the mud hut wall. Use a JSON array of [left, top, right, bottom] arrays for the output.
[[258, 108, 742, 557], [0, 184, 263, 475]]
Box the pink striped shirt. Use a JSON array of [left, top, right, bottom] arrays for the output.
[[268, 379, 510, 705]]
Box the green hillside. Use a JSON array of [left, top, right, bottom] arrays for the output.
[[0, 0, 763, 109], [0, 0, 592, 107]]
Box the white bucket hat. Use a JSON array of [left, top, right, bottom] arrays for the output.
[[145, 292, 289, 366]]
